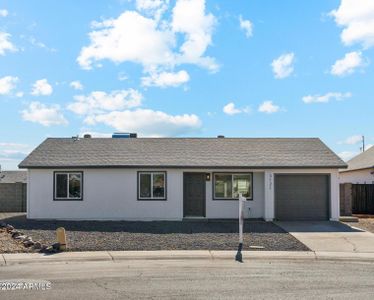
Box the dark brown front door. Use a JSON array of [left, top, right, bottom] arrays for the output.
[[183, 173, 206, 217]]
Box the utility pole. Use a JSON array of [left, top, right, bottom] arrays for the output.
[[362, 135, 365, 152]]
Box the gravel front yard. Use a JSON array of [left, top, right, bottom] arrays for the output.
[[1, 214, 309, 252]]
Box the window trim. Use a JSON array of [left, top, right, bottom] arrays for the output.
[[137, 171, 167, 201], [212, 172, 253, 200], [53, 171, 83, 201]]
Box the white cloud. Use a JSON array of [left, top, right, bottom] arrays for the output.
[[171, 0, 217, 71], [302, 92, 352, 104], [67, 89, 142, 115], [330, 0, 374, 48], [31, 79, 53, 96], [28, 36, 57, 52], [258, 101, 280, 114], [0, 31, 17, 55], [0, 76, 18, 95], [141, 70, 189, 87], [0, 9, 8, 17], [21, 102, 68, 126], [330, 51, 365, 76], [79, 130, 112, 138], [70, 80, 83, 90], [0, 142, 32, 169], [77, 0, 218, 81], [84, 108, 201, 137], [15, 91, 24, 98], [271, 52, 295, 79], [78, 11, 175, 70], [338, 151, 358, 161], [239, 15, 253, 38], [135, 0, 169, 21], [0, 142, 31, 158], [118, 72, 128, 81], [340, 135, 363, 145], [223, 102, 250, 116]]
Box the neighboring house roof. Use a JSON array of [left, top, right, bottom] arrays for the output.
[[18, 137, 347, 169], [340, 146, 374, 173], [0, 171, 27, 183]]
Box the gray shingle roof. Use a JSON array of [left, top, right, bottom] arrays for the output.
[[340, 146, 374, 172], [0, 171, 27, 183], [18, 137, 347, 169]]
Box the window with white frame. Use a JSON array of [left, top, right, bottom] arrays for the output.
[[213, 173, 252, 200], [138, 172, 166, 200], [54, 172, 83, 200]]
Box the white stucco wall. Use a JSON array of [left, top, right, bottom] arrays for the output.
[[28, 169, 183, 220], [27, 168, 264, 220], [27, 168, 340, 221], [339, 169, 374, 184]]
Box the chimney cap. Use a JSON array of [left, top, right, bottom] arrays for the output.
[[217, 135, 225, 138], [83, 134, 92, 138]]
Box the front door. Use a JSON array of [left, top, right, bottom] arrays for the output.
[[183, 173, 206, 217]]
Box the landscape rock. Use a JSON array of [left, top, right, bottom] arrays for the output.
[[6, 225, 14, 232], [0, 221, 7, 228], [15, 235, 27, 240], [33, 241, 42, 250], [23, 236, 32, 242], [52, 242, 61, 250], [23, 240, 35, 247], [11, 231, 22, 238], [42, 245, 58, 254]]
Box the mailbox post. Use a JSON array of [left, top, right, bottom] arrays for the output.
[[235, 193, 247, 262]]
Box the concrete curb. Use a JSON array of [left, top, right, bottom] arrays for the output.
[[1, 250, 374, 266]]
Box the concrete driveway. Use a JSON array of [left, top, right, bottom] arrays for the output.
[[276, 221, 374, 253]]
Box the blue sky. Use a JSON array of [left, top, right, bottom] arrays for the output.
[[1, 0, 373, 170]]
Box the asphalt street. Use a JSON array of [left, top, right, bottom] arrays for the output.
[[1, 258, 374, 299]]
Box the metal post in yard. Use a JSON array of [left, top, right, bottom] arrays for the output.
[[235, 193, 246, 262]]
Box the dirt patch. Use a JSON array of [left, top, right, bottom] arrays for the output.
[[346, 218, 374, 233], [0, 228, 32, 253]]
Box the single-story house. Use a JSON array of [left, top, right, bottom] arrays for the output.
[[339, 146, 374, 184], [0, 170, 27, 183], [19, 136, 347, 221]]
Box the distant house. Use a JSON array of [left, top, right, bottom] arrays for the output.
[[0, 171, 27, 183], [19, 135, 346, 221], [339, 147, 374, 184]]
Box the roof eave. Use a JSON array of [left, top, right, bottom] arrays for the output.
[[19, 164, 348, 169], [340, 166, 374, 173]]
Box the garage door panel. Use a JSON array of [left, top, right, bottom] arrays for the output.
[[275, 174, 329, 221]]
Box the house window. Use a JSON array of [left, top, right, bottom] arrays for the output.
[[138, 172, 166, 200], [213, 173, 252, 200], [54, 172, 83, 200]]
